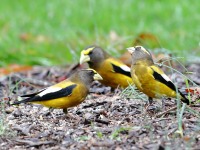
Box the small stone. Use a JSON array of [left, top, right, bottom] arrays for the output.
[[5, 107, 15, 114], [84, 112, 93, 120]]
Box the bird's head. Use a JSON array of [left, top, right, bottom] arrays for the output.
[[127, 46, 153, 64], [79, 46, 108, 66], [78, 68, 103, 84]]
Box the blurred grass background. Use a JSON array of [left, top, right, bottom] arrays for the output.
[[0, 0, 199, 66]]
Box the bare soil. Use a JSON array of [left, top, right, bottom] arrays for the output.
[[0, 63, 200, 150]]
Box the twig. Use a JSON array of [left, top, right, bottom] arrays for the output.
[[91, 140, 115, 147], [155, 106, 177, 118], [152, 117, 171, 123], [155, 63, 198, 86], [84, 118, 110, 125], [189, 104, 200, 107], [15, 139, 54, 146], [13, 124, 34, 136], [82, 101, 108, 109], [94, 119, 110, 125], [167, 127, 178, 136]]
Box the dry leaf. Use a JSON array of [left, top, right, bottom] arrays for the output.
[[133, 32, 159, 47], [185, 87, 200, 95], [0, 64, 32, 76]]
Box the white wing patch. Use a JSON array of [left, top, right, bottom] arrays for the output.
[[161, 74, 171, 82], [38, 87, 62, 97], [120, 65, 131, 72]]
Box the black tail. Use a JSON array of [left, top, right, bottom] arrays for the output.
[[179, 90, 189, 105], [12, 97, 33, 105], [12, 89, 45, 105]]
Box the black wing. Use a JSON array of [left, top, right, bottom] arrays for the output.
[[20, 88, 46, 97], [151, 68, 176, 91], [151, 67, 189, 104], [12, 84, 77, 105], [112, 64, 131, 77]]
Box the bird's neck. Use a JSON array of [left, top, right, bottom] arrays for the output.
[[134, 59, 154, 66], [70, 75, 92, 90], [88, 60, 103, 70], [89, 51, 109, 69]]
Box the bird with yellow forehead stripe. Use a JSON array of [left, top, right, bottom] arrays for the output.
[[127, 46, 189, 105], [79, 46, 133, 89], [12, 69, 103, 114]]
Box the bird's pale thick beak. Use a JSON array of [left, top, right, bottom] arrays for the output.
[[127, 47, 135, 54], [93, 73, 103, 80], [79, 52, 90, 64]]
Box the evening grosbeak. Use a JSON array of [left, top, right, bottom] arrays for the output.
[[12, 69, 103, 113], [79, 46, 133, 89], [127, 46, 189, 105]]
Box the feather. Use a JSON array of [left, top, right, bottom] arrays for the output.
[[13, 84, 77, 104], [151, 66, 189, 104], [20, 88, 46, 97], [151, 67, 177, 92], [112, 64, 131, 77]]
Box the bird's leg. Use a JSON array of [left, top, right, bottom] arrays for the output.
[[63, 108, 68, 114], [148, 97, 153, 105], [62, 108, 80, 121], [145, 97, 153, 110], [49, 107, 54, 112], [62, 108, 72, 119], [111, 87, 115, 92]]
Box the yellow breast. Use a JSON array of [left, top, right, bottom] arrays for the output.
[[131, 64, 177, 99]]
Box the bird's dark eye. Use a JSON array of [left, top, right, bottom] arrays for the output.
[[88, 70, 94, 75], [88, 51, 93, 55], [135, 47, 141, 51], [91, 71, 95, 75]]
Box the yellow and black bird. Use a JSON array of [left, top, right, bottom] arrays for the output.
[[12, 69, 103, 113], [79, 46, 133, 89], [127, 46, 189, 105]]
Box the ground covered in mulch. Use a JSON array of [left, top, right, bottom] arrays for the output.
[[0, 63, 200, 150]]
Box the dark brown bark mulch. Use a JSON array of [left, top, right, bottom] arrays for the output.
[[0, 63, 200, 150]]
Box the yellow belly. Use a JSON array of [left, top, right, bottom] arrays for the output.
[[98, 69, 133, 88], [139, 78, 177, 98], [131, 66, 177, 99]]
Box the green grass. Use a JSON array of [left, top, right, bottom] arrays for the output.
[[0, 0, 199, 66], [110, 127, 131, 140]]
